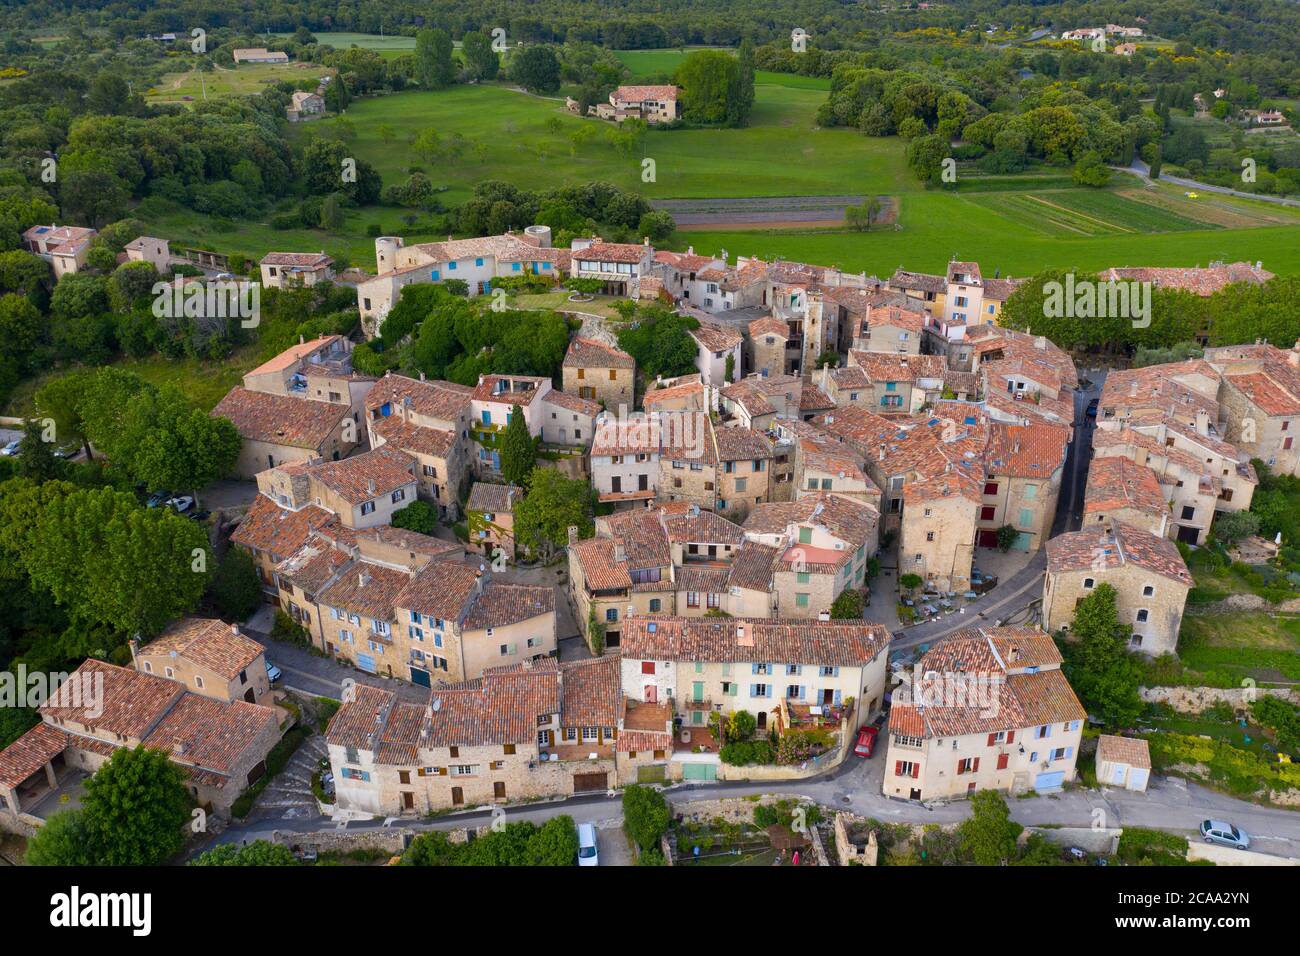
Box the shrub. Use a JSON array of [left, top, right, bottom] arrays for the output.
[[622, 785, 670, 851]]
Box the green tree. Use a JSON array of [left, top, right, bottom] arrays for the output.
[[25, 808, 93, 866], [415, 28, 456, 89], [1211, 510, 1259, 545], [514, 468, 594, 561], [391, 500, 438, 535], [511, 45, 561, 94], [829, 588, 864, 619], [622, 784, 670, 851], [1071, 150, 1111, 187], [1063, 583, 1143, 728], [675, 50, 741, 125], [0, 705, 39, 748], [17, 419, 59, 482], [958, 790, 1022, 865], [80, 746, 192, 866], [205, 547, 262, 621], [529, 815, 580, 865], [191, 840, 298, 866], [461, 31, 500, 82], [500, 409, 538, 488]]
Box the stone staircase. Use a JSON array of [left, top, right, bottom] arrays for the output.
[[252, 732, 329, 821]]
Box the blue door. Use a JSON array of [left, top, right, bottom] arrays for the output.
[[357, 654, 376, 674], [1035, 770, 1065, 791]]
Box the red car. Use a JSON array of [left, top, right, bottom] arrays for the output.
[[854, 726, 879, 758]]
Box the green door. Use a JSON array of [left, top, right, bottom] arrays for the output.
[[683, 763, 717, 781], [692, 681, 704, 702]]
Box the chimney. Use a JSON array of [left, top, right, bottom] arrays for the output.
[[1008, 645, 1020, 664], [1035, 335, 1046, 350], [614, 541, 626, 564], [299, 334, 305, 345], [419, 371, 426, 382], [567, 525, 579, 547], [1135, 445, 1148, 467], [367, 478, 376, 494], [1196, 408, 1209, 437], [818, 610, 830, 622], [128, 637, 140, 667], [736, 623, 753, 647], [230, 623, 240, 635], [359, 570, 371, 588]]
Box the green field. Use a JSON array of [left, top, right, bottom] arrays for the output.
[[128, 78, 1300, 277], [300, 82, 906, 204], [146, 60, 329, 104], [274, 31, 417, 53], [613, 48, 830, 89]]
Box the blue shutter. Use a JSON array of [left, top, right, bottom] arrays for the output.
[[751, 663, 759, 675], [833, 666, 840, 677], [1065, 746, 1074, 759], [749, 684, 757, 697], [833, 689, 842, 705], [430, 269, 440, 281], [800, 686, 806, 700]]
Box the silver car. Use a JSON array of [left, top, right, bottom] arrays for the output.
[[1200, 819, 1249, 850]]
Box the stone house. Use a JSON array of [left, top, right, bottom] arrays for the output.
[[465, 482, 519, 558], [883, 627, 1086, 801], [133, 618, 272, 705], [562, 336, 636, 409], [260, 252, 334, 288], [1043, 518, 1192, 656]]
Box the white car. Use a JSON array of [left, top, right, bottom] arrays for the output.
[[1200, 819, 1249, 850], [577, 823, 599, 866], [266, 660, 283, 684], [0, 440, 20, 457], [165, 495, 195, 513]]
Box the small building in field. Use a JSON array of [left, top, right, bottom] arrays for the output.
[[234, 48, 289, 64]]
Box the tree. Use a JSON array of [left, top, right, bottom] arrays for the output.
[[0, 706, 39, 748], [995, 524, 1018, 552], [724, 352, 735, 383], [728, 39, 757, 127], [191, 840, 298, 866], [391, 500, 438, 535], [622, 784, 670, 851], [514, 468, 594, 561], [25, 808, 93, 866], [529, 815, 580, 865], [79, 746, 191, 866], [1062, 583, 1143, 728], [17, 485, 212, 637], [500, 409, 538, 488], [1071, 150, 1111, 187], [958, 790, 1022, 865], [16, 419, 59, 482], [1212, 510, 1259, 546], [511, 46, 561, 94], [675, 50, 741, 125], [462, 31, 500, 82], [415, 28, 456, 89], [206, 547, 262, 621], [830, 588, 865, 619]]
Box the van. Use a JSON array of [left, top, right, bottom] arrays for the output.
[[577, 823, 599, 866]]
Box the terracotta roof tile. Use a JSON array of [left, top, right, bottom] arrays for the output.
[[212, 387, 349, 449], [140, 618, 265, 680]]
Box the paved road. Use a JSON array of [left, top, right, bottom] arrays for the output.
[[1116, 158, 1300, 209], [214, 737, 1300, 859]]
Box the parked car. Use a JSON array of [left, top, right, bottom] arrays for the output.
[[577, 823, 599, 866], [165, 495, 195, 513], [188, 509, 211, 522], [854, 725, 880, 758], [266, 660, 283, 684], [145, 490, 172, 508], [1200, 819, 1249, 850], [1085, 398, 1099, 419], [0, 440, 20, 457]]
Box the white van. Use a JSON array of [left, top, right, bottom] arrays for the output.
[[577, 823, 599, 866]]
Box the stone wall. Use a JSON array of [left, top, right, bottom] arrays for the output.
[[1140, 685, 1299, 712], [834, 811, 878, 866], [1021, 825, 1121, 856]]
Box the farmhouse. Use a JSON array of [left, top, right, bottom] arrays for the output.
[[233, 48, 289, 64], [22, 223, 96, 277]]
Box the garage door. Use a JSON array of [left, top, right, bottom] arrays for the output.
[[682, 763, 717, 782], [976, 529, 999, 549], [573, 772, 607, 793], [1034, 770, 1065, 792], [357, 654, 376, 674], [409, 666, 431, 687]]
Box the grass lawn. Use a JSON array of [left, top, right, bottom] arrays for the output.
[[2, 346, 258, 417], [276, 31, 417, 52], [1175, 613, 1300, 684], [307, 82, 910, 206], [145, 60, 330, 105]]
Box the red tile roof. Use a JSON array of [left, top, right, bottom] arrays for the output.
[[1046, 519, 1192, 585], [620, 616, 891, 667], [212, 387, 350, 449], [564, 336, 635, 370], [141, 618, 265, 680]]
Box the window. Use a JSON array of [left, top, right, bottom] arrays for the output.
[[1136, 609, 1149, 623], [641, 661, 656, 674], [1181, 505, 1196, 520], [1018, 508, 1033, 528], [926, 531, 935, 542], [195, 676, 204, 689], [649, 598, 661, 613], [1083, 577, 1095, 589], [361, 501, 376, 516], [751, 684, 770, 698], [795, 593, 809, 608], [605, 608, 618, 623], [582, 727, 599, 741], [983, 482, 999, 496], [391, 488, 406, 504], [1142, 585, 1154, 597], [686, 591, 700, 608]]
